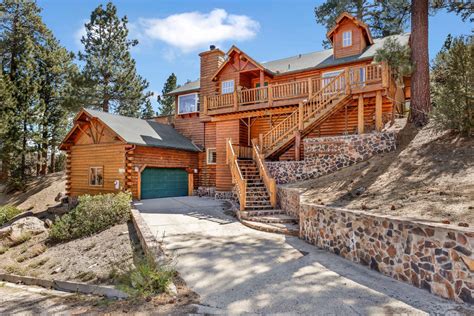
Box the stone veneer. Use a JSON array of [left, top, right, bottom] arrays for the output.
[[299, 203, 474, 303], [267, 132, 397, 184], [193, 186, 216, 197]]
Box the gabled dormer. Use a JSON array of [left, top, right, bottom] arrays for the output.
[[327, 12, 374, 59]]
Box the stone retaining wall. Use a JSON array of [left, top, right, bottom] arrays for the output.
[[267, 132, 397, 184], [299, 203, 474, 303]]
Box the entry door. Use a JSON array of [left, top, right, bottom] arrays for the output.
[[141, 168, 188, 199]]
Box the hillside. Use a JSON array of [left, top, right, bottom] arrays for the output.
[[287, 123, 474, 225], [0, 172, 66, 213]]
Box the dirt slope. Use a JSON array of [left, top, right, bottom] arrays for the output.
[[0, 172, 66, 213], [287, 123, 474, 224]]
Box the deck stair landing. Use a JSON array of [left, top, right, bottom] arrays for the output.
[[237, 159, 299, 236]]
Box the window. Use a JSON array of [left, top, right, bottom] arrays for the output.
[[350, 67, 366, 86], [322, 70, 345, 94], [342, 31, 352, 47], [178, 93, 199, 114], [89, 167, 103, 186], [207, 148, 217, 164], [221, 80, 235, 94]]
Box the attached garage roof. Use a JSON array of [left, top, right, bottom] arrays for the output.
[[83, 109, 200, 152]]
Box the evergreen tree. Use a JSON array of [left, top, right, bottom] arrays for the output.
[[431, 35, 473, 135], [141, 99, 155, 119], [157, 73, 177, 115], [79, 2, 153, 117], [314, 0, 410, 47], [0, 0, 45, 183]]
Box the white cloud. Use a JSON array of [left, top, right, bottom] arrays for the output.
[[139, 9, 259, 52], [74, 22, 87, 48]]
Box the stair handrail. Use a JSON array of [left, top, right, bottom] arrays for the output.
[[261, 70, 348, 156], [226, 138, 247, 211], [251, 139, 277, 208]]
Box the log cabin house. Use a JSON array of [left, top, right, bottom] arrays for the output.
[[61, 13, 411, 207]]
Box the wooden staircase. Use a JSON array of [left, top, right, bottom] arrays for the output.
[[226, 139, 299, 236], [260, 69, 352, 159]]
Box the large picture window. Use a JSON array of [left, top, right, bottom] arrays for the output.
[[89, 167, 103, 186], [221, 80, 235, 94], [178, 93, 199, 114], [342, 31, 352, 47]]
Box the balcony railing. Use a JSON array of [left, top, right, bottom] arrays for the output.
[[204, 63, 388, 114]]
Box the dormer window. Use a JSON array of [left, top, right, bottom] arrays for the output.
[[343, 31, 352, 47]]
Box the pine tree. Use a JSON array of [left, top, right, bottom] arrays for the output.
[[0, 0, 45, 183], [157, 73, 177, 116], [79, 2, 153, 117], [141, 99, 155, 119], [409, 0, 430, 127], [314, 0, 410, 47]]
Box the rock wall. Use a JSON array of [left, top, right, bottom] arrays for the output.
[[267, 132, 397, 184], [277, 187, 302, 218], [299, 203, 474, 303]]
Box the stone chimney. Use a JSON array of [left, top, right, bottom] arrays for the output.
[[199, 45, 225, 102]]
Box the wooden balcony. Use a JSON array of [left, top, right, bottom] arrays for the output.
[[203, 63, 390, 116]]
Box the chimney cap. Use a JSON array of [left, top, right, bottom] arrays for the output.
[[210, 45, 216, 50]]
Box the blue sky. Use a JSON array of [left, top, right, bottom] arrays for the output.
[[37, 0, 471, 111]]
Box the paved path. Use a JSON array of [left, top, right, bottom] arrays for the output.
[[135, 197, 473, 315]]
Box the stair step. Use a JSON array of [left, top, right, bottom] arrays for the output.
[[242, 214, 299, 224], [240, 219, 299, 236], [245, 205, 274, 211], [240, 209, 285, 217]]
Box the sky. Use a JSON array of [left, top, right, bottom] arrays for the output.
[[36, 0, 472, 112]]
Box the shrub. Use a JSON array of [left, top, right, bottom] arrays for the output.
[[49, 192, 131, 242], [116, 256, 175, 298], [0, 205, 22, 226], [431, 35, 473, 135]]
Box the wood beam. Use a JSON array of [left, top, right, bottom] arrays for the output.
[[375, 90, 383, 131], [358, 94, 364, 134], [259, 70, 265, 88], [295, 131, 301, 161]]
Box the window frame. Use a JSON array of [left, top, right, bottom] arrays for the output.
[[206, 148, 217, 165], [221, 80, 235, 95], [89, 166, 104, 187], [342, 31, 352, 47], [177, 92, 199, 115]]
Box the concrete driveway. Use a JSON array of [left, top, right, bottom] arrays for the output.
[[134, 196, 472, 315]]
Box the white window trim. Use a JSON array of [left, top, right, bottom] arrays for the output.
[[177, 92, 199, 115], [342, 31, 352, 47], [221, 80, 235, 95], [206, 148, 217, 165], [89, 166, 104, 187]]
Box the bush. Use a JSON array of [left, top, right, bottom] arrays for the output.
[[0, 205, 22, 226], [431, 35, 473, 135], [49, 192, 131, 242], [116, 256, 175, 298]]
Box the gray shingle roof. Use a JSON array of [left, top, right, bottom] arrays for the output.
[[167, 79, 200, 95], [84, 109, 200, 152], [167, 33, 409, 94], [262, 33, 410, 74]]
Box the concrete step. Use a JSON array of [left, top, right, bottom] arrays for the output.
[[241, 209, 284, 216], [240, 220, 299, 236], [241, 213, 298, 224]]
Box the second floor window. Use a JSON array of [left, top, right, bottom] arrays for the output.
[[343, 31, 352, 47], [178, 93, 199, 114], [221, 80, 235, 94]]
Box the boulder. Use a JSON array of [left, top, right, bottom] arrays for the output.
[[9, 217, 47, 240]]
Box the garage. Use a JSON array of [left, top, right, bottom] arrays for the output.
[[141, 168, 189, 199]]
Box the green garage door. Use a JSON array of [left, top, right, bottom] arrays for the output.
[[141, 168, 188, 199]]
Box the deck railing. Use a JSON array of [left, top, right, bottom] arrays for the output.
[[205, 62, 388, 114], [252, 139, 277, 208]]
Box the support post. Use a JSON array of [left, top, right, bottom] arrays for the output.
[[298, 102, 304, 131], [203, 96, 208, 115], [294, 131, 301, 161], [344, 68, 351, 94], [307, 77, 313, 98], [358, 94, 364, 134], [233, 91, 238, 111], [375, 90, 383, 132], [268, 85, 273, 107], [259, 70, 265, 88], [381, 62, 389, 88], [188, 172, 194, 196], [259, 133, 264, 152]]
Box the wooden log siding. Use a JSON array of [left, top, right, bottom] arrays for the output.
[[130, 145, 199, 199], [69, 143, 127, 197]]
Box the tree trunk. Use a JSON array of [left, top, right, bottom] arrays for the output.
[[50, 145, 56, 173], [409, 0, 431, 126]]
